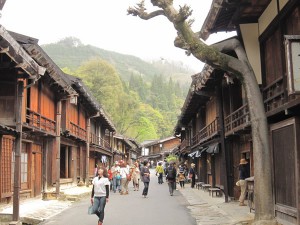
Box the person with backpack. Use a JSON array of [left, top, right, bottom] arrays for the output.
[[166, 161, 177, 196]]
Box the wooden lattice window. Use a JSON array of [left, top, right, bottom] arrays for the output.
[[1, 136, 14, 198], [21, 143, 28, 189]]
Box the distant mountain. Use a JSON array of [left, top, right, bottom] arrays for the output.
[[41, 37, 194, 85]]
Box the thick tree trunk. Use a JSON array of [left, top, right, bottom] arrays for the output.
[[241, 64, 276, 224]]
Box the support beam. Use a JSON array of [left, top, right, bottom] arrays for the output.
[[12, 80, 24, 221], [55, 100, 62, 196], [86, 118, 90, 186]]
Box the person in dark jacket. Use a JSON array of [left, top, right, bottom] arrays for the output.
[[237, 158, 250, 206], [165, 162, 177, 196], [140, 160, 150, 198], [189, 163, 196, 188]]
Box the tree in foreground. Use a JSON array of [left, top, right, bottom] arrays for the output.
[[128, 1, 276, 224]]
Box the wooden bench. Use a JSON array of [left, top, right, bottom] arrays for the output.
[[208, 185, 224, 197], [201, 184, 211, 191], [195, 182, 204, 190]]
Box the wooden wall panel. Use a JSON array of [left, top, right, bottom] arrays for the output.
[[206, 97, 217, 125], [68, 102, 78, 124], [32, 144, 42, 197], [29, 82, 39, 112], [40, 81, 55, 121], [79, 107, 86, 129], [0, 136, 14, 198], [0, 82, 15, 125]]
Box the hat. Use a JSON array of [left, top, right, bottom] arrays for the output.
[[239, 158, 248, 165], [191, 163, 195, 167]]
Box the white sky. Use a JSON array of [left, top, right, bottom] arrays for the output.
[[0, 0, 235, 72]]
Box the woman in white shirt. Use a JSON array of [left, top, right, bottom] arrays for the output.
[[91, 167, 110, 225], [119, 160, 130, 195]]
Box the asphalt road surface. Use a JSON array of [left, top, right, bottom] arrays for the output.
[[40, 169, 196, 225]]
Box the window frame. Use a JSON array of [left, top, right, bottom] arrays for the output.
[[285, 35, 300, 95]]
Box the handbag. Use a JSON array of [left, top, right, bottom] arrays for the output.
[[126, 174, 131, 181], [189, 173, 193, 179], [88, 205, 94, 215]]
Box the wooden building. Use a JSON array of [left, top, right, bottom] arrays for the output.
[[0, 26, 46, 204], [140, 137, 180, 165], [0, 29, 116, 206], [111, 134, 140, 165], [198, 0, 300, 224]]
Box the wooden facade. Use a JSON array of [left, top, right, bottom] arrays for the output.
[[140, 136, 180, 165], [0, 29, 116, 207], [196, 0, 300, 224], [111, 134, 140, 165]]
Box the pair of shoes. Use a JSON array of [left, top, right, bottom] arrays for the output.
[[170, 193, 173, 196], [239, 203, 247, 206]]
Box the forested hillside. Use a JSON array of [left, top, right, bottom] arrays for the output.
[[42, 37, 196, 142]]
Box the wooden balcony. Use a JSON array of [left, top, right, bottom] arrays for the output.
[[180, 138, 190, 149], [90, 133, 111, 151], [69, 121, 87, 141], [25, 108, 56, 134], [191, 118, 219, 147], [224, 104, 251, 136]]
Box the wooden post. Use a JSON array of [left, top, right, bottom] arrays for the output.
[[55, 100, 62, 195], [42, 139, 48, 194], [86, 118, 90, 186], [79, 145, 83, 182], [13, 80, 23, 221], [216, 84, 229, 202]]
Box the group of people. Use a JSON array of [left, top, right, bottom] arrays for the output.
[[90, 159, 151, 225], [158, 161, 197, 196]]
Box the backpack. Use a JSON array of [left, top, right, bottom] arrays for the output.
[[167, 166, 175, 179]]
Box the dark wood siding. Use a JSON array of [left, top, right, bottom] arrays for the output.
[[264, 28, 284, 86], [32, 144, 42, 197], [272, 125, 296, 207], [271, 118, 298, 224], [0, 136, 14, 199], [0, 82, 15, 125], [286, 5, 300, 35]]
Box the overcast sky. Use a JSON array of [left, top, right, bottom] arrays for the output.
[[1, 0, 235, 71]]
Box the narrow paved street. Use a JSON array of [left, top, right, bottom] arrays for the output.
[[40, 169, 196, 225]]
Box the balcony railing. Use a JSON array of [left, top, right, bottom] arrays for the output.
[[90, 133, 111, 150], [25, 108, 56, 134], [224, 104, 251, 136], [69, 121, 87, 140], [180, 138, 190, 150], [263, 77, 285, 113], [191, 118, 219, 146]]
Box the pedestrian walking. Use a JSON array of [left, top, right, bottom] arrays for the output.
[[155, 162, 164, 184], [107, 166, 113, 191], [90, 167, 110, 225], [166, 161, 177, 196], [132, 162, 140, 191], [111, 162, 121, 193], [178, 164, 186, 188], [140, 160, 150, 198], [236, 158, 250, 206], [189, 163, 196, 188], [119, 160, 130, 195]]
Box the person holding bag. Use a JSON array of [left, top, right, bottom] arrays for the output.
[[141, 160, 151, 198], [90, 167, 110, 225]]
